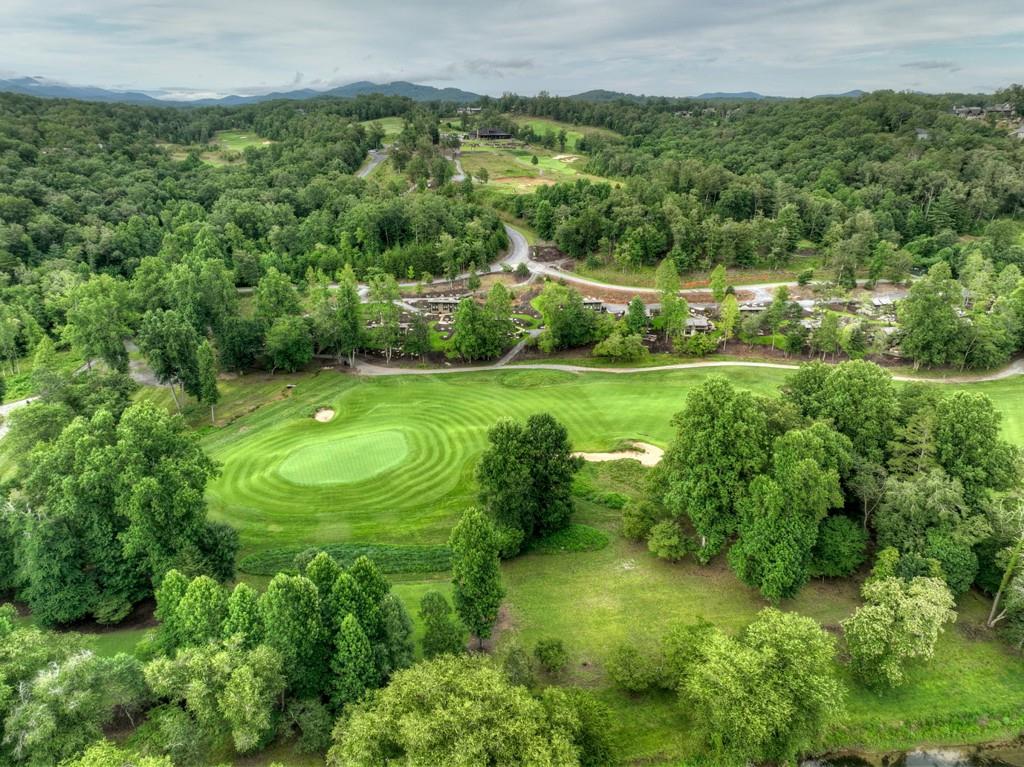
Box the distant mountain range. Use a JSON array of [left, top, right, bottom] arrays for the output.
[[0, 77, 483, 106], [0, 76, 870, 107]]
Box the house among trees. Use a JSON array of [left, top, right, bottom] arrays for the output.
[[423, 295, 468, 314], [953, 103, 1017, 120], [582, 297, 606, 312], [952, 105, 985, 119], [986, 102, 1016, 119], [472, 128, 514, 140], [457, 106, 482, 115], [685, 315, 713, 335]]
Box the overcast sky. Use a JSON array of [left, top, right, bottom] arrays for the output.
[[2, 0, 1021, 98]]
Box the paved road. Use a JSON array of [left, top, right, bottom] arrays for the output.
[[356, 148, 387, 179], [0, 395, 37, 439], [354, 355, 1024, 385], [451, 156, 466, 183]]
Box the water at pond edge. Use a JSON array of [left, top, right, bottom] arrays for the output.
[[803, 744, 1024, 766]]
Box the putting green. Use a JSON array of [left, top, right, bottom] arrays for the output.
[[277, 430, 409, 486]]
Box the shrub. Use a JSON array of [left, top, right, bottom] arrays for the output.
[[811, 516, 868, 577], [534, 638, 569, 674], [283, 698, 333, 754], [621, 500, 657, 541], [592, 331, 649, 361], [240, 543, 452, 576], [674, 333, 717, 357], [647, 520, 688, 561], [924, 531, 979, 596], [514, 262, 529, 279], [606, 639, 661, 693], [797, 268, 814, 286], [502, 643, 535, 688]]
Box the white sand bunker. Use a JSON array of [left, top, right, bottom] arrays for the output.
[[314, 408, 335, 423], [574, 441, 664, 467]]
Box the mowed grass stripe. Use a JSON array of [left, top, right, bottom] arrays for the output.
[[203, 368, 1024, 554]]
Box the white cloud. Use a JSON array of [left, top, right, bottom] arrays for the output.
[[2, 0, 1020, 96]]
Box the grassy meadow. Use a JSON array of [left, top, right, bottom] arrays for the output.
[[213, 129, 273, 153], [510, 116, 623, 151], [360, 116, 405, 138], [157, 129, 272, 167], [459, 142, 609, 193]]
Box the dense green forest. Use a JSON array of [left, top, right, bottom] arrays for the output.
[[1, 88, 1024, 766], [496, 91, 1024, 271]]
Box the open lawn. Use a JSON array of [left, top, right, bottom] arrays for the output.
[[158, 129, 271, 166], [360, 116, 404, 138], [510, 116, 623, 151], [459, 142, 608, 193], [213, 129, 273, 153], [502, 464, 1024, 762]]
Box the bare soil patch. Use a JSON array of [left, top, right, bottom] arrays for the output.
[[494, 176, 555, 187], [574, 441, 664, 467], [314, 408, 335, 423]]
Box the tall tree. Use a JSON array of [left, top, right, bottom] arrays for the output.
[[659, 376, 771, 562], [258, 574, 324, 697], [254, 266, 300, 324], [729, 424, 851, 599], [329, 613, 376, 711], [196, 339, 219, 424], [265, 316, 313, 373], [449, 509, 504, 646], [842, 577, 956, 688], [420, 591, 466, 658], [476, 413, 581, 555], [62, 275, 131, 372], [138, 309, 201, 411], [898, 261, 964, 368], [685, 609, 844, 765]]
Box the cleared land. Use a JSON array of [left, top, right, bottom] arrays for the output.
[[459, 143, 609, 193], [158, 129, 271, 166], [510, 116, 623, 151], [359, 116, 404, 138], [213, 129, 272, 153]]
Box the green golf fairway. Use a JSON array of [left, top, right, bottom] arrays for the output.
[[277, 430, 409, 486], [202, 367, 1024, 554]]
